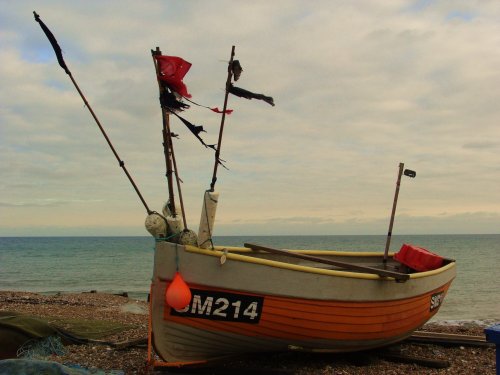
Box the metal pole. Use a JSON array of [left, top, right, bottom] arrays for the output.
[[383, 162, 405, 265]]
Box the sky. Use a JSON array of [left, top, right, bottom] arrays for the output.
[[1, 1, 499, 237]]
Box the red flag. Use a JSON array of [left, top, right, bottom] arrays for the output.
[[155, 55, 192, 98], [210, 107, 233, 114]]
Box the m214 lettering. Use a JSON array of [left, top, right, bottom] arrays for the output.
[[170, 289, 264, 324]]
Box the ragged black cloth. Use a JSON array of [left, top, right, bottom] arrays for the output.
[[33, 12, 71, 75], [160, 90, 190, 112], [170, 112, 216, 151], [229, 84, 274, 106]]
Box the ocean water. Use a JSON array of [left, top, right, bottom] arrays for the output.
[[0, 234, 498, 321]]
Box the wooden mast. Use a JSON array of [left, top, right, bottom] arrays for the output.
[[209, 45, 236, 192], [33, 12, 152, 215], [151, 47, 180, 221]]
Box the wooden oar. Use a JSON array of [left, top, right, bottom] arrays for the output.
[[244, 243, 409, 282]]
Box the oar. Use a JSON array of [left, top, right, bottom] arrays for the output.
[[244, 243, 410, 282]]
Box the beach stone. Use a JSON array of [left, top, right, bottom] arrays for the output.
[[119, 302, 147, 315]]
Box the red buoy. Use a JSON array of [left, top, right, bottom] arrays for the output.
[[165, 272, 192, 310]]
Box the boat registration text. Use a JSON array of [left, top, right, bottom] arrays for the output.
[[170, 289, 264, 323], [430, 291, 445, 311]]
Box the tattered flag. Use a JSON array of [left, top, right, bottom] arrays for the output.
[[33, 12, 71, 75], [155, 55, 192, 98], [170, 112, 226, 167], [210, 107, 234, 114], [231, 60, 243, 81], [171, 112, 211, 148], [160, 90, 190, 112], [229, 84, 274, 106]]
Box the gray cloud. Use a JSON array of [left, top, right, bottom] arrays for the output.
[[462, 141, 500, 150], [0, 198, 104, 208], [1, 1, 499, 236]]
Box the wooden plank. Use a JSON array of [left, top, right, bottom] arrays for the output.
[[379, 352, 450, 368], [244, 243, 409, 282], [409, 331, 492, 347]]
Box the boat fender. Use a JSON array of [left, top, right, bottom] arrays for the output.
[[166, 215, 185, 235], [179, 229, 198, 246], [198, 191, 219, 249], [394, 244, 444, 272], [165, 272, 191, 310], [144, 213, 167, 238], [162, 201, 181, 217]]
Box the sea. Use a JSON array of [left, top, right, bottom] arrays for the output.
[[0, 234, 498, 322]]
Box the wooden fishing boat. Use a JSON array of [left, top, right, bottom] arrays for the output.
[[31, 16, 456, 368], [148, 242, 455, 365], [143, 47, 456, 367]]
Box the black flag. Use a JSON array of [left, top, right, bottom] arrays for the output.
[[229, 84, 274, 106], [171, 112, 215, 150], [33, 12, 71, 75]]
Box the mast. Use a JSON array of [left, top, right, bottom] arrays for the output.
[[33, 11, 152, 215], [152, 47, 177, 218], [383, 162, 416, 265], [197, 46, 236, 249], [168, 128, 188, 229], [210, 45, 236, 192]]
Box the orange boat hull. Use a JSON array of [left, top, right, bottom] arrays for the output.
[[149, 242, 455, 365], [164, 283, 451, 344]]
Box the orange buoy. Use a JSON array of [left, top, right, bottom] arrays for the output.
[[165, 272, 192, 309]]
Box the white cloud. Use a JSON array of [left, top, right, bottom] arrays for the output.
[[1, 0, 499, 236]]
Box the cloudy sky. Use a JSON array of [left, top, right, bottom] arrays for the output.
[[1, 1, 499, 236]]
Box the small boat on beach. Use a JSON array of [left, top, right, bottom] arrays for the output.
[[149, 241, 455, 365], [143, 46, 456, 367], [32, 15, 456, 369]]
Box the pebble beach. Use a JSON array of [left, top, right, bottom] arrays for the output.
[[0, 291, 496, 374]]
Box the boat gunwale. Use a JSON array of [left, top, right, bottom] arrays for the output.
[[214, 245, 390, 257], [182, 244, 456, 280]]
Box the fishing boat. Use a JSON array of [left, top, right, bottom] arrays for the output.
[[145, 47, 456, 366], [148, 242, 455, 365], [32, 14, 456, 369]]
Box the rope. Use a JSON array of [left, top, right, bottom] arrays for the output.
[[175, 243, 180, 272], [183, 97, 233, 114], [154, 231, 182, 243]]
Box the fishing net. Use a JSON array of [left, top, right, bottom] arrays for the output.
[[16, 336, 66, 360]]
